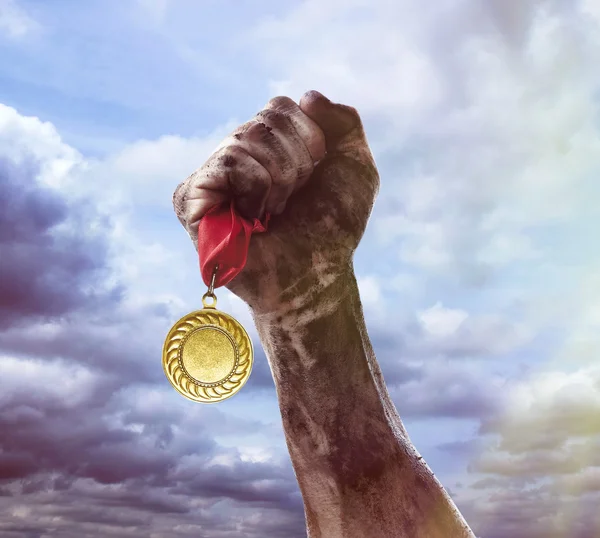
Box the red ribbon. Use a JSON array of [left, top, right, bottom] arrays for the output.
[[197, 199, 270, 288]]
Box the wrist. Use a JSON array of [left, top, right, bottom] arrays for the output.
[[249, 261, 356, 324]]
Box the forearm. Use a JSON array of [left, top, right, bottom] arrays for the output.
[[251, 265, 474, 537], [252, 264, 407, 463]]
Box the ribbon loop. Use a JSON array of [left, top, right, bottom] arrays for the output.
[[197, 200, 270, 288]]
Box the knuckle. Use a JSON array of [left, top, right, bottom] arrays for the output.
[[172, 180, 187, 213], [300, 90, 321, 103], [256, 108, 288, 128], [346, 105, 360, 121], [224, 153, 270, 195], [215, 144, 246, 166], [265, 95, 297, 111], [229, 119, 255, 139]]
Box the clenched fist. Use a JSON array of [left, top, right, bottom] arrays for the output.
[[173, 90, 379, 314]]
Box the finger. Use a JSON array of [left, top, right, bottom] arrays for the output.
[[217, 114, 297, 188], [299, 90, 374, 169], [173, 145, 271, 244], [173, 175, 225, 244], [213, 120, 285, 193], [215, 107, 316, 216], [225, 146, 271, 220], [213, 121, 289, 215], [263, 96, 327, 164], [253, 108, 313, 214]]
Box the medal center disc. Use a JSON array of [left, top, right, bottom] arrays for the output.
[[180, 326, 236, 384]]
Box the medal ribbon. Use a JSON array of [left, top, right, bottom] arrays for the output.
[[197, 199, 270, 288]]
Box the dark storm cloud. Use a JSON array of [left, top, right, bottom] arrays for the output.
[[389, 363, 504, 420], [0, 151, 173, 383], [0, 157, 122, 329], [173, 458, 301, 508], [0, 148, 305, 536], [0, 487, 307, 538], [0, 310, 169, 384], [0, 375, 305, 537], [0, 395, 170, 485], [365, 319, 512, 420], [463, 485, 600, 538]]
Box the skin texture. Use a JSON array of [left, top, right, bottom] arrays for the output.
[[173, 90, 476, 538]]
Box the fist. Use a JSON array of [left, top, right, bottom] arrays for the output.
[[173, 90, 379, 313]]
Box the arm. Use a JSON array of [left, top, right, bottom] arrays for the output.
[[173, 90, 475, 538], [251, 265, 474, 538]]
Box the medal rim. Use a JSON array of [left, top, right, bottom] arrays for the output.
[[162, 308, 254, 404]]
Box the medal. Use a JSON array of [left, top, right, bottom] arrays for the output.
[[163, 200, 269, 403], [162, 264, 253, 403]]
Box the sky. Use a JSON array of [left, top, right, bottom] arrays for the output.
[[0, 0, 599, 536]]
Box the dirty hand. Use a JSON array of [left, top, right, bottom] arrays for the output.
[[173, 90, 379, 314]]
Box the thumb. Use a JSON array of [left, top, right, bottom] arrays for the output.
[[299, 90, 373, 167], [295, 91, 380, 239]]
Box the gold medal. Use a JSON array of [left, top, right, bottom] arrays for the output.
[[162, 265, 253, 403]]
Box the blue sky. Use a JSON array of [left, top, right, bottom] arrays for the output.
[[0, 0, 296, 153], [1, 0, 600, 536]]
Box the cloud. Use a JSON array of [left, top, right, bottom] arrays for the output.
[[374, 301, 532, 365], [0, 157, 120, 328], [2, 1, 600, 536], [0, 92, 514, 535], [478, 367, 600, 459], [252, 0, 600, 287], [418, 302, 469, 337], [0, 0, 39, 39], [389, 360, 505, 420], [459, 366, 600, 537], [0, 99, 308, 537], [0, 355, 304, 537]]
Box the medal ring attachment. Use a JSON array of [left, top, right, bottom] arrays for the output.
[[202, 292, 217, 309], [202, 264, 219, 308]]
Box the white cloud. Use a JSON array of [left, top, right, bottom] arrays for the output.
[[254, 0, 443, 123], [399, 303, 533, 359], [238, 446, 276, 464], [481, 367, 600, 455], [357, 275, 382, 305], [554, 270, 600, 367], [251, 0, 600, 284], [0, 355, 100, 408], [582, 0, 600, 22], [0, 103, 81, 188], [0, 0, 39, 39], [462, 365, 600, 536], [418, 302, 467, 337], [388, 272, 417, 294], [2, 104, 245, 318]]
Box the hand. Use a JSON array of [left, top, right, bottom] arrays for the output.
[[173, 90, 379, 313]]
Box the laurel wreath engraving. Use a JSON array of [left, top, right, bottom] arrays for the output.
[[162, 309, 253, 403]]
